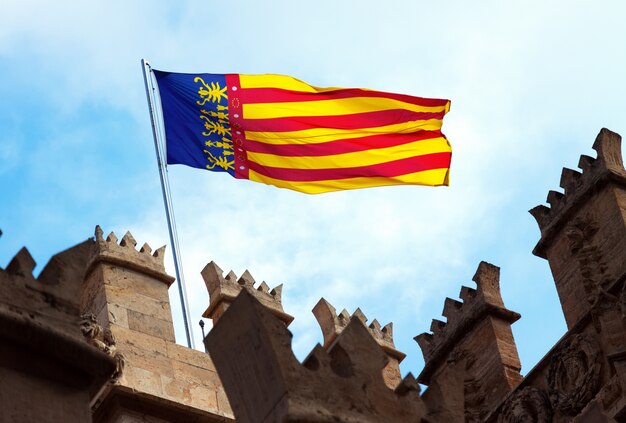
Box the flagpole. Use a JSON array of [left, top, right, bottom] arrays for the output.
[[141, 59, 195, 349]]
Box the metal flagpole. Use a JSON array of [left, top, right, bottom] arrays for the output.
[[141, 59, 195, 349]]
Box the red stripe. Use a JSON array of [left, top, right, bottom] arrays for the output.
[[240, 86, 450, 108], [242, 109, 445, 132], [226, 74, 250, 180], [245, 131, 442, 157], [248, 152, 451, 182]]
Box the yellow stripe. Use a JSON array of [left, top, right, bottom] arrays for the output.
[[248, 168, 450, 194], [239, 74, 342, 92], [247, 137, 450, 170], [243, 97, 447, 119], [246, 119, 444, 145]]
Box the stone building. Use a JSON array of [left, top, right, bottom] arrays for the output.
[[0, 128, 625, 422]]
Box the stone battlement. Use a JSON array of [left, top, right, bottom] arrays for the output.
[[201, 261, 293, 326], [206, 289, 427, 423], [415, 261, 520, 381], [0, 240, 116, 423], [312, 298, 403, 360], [87, 225, 173, 286], [530, 128, 626, 258], [312, 298, 406, 389]]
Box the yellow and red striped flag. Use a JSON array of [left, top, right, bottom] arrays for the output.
[[154, 71, 451, 194]]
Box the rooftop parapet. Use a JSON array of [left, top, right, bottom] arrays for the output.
[[312, 298, 406, 389], [530, 128, 626, 258], [201, 261, 293, 326], [415, 261, 520, 383], [86, 226, 173, 287], [0, 238, 117, 422], [206, 290, 427, 423], [312, 298, 405, 361], [1, 240, 100, 338]]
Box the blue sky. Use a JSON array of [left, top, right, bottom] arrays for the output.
[[1, 1, 625, 379]]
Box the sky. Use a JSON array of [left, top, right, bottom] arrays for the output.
[[1, 1, 625, 380]]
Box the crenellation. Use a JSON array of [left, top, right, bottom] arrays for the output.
[[530, 128, 626, 329], [152, 245, 166, 262], [5, 247, 36, 277], [201, 260, 293, 326], [430, 319, 446, 334], [546, 190, 565, 211], [531, 128, 626, 247], [593, 127, 624, 170], [139, 242, 152, 254], [442, 297, 463, 319], [394, 373, 421, 397], [578, 154, 595, 172], [119, 231, 136, 248], [312, 297, 406, 389], [0, 239, 117, 423], [560, 167, 582, 193], [207, 289, 429, 422], [312, 298, 403, 359], [351, 307, 367, 324], [88, 226, 173, 287], [459, 285, 477, 302], [104, 229, 117, 243], [529, 204, 551, 230], [417, 261, 520, 368], [415, 261, 522, 420]]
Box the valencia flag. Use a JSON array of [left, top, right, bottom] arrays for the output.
[[153, 71, 451, 194]]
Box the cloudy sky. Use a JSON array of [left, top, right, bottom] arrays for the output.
[[1, 1, 625, 379]]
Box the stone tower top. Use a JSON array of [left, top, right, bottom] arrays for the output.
[[529, 128, 626, 328], [530, 128, 625, 258], [414, 262, 522, 420], [415, 261, 520, 374], [312, 298, 406, 389], [201, 261, 293, 326], [87, 225, 174, 287]]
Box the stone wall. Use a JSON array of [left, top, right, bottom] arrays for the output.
[[83, 227, 233, 422]]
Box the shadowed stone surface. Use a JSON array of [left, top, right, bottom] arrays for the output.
[[206, 290, 426, 423]]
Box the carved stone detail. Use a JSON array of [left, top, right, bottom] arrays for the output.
[[496, 387, 552, 423], [565, 215, 612, 301], [80, 314, 125, 382], [464, 375, 486, 422], [547, 334, 601, 415]]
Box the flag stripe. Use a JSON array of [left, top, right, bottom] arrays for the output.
[[241, 109, 446, 132], [245, 119, 446, 144], [239, 74, 344, 92], [244, 131, 443, 156], [247, 137, 450, 170], [240, 86, 451, 108], [248, 168, 450, 194], [243, 97, 449, 119], [247, 151, 451, 182]]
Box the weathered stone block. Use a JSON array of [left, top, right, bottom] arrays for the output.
[[105, 284, 172, 324], [128, 309, 175, 342], [166, 341, 216, 372]]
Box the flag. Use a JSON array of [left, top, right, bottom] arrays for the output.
[[153, 71, 451, 194]]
